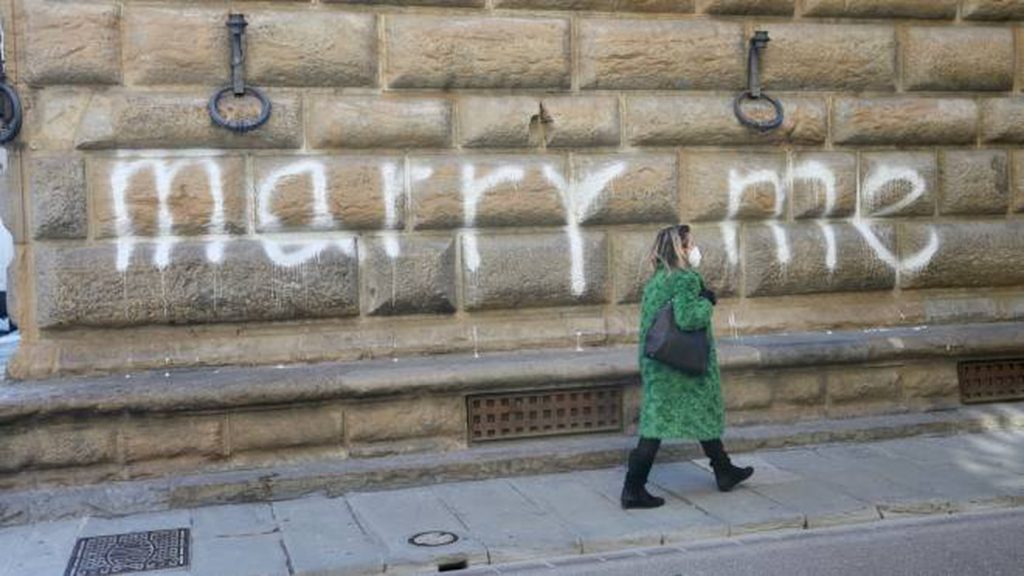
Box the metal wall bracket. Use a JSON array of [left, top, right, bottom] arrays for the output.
[[0, 21, 22, 145], [208, 14, 271, 133], [734, 31, 784, 133]]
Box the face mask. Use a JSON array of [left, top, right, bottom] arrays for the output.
[[688, 246, 702, 268]]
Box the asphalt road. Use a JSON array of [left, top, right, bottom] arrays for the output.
[[503, 508, 1024, 576]]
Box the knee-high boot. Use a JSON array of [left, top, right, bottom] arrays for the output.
[[621, 437, 665, 509], [700, 439, 754, 492]]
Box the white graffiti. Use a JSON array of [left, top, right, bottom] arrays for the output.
[[544, 161, 626, 296], [107, 153, 942, 294]]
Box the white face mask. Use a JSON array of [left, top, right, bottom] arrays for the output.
[[688, 246, 702, 268]]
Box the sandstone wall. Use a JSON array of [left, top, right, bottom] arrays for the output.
[[8, 0, 1024, 377]]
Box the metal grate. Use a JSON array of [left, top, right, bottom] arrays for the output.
[[64, 529, 190, 576], [468, 386, 623, 442], [958, 359, 1024, 404]]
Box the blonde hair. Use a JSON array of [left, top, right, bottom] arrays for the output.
[[647, 225, 691, 272]]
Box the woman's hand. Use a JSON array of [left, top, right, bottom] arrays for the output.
[[699, 288, 717, 306]]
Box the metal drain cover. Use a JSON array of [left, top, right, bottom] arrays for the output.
[[64, 528, 190, 576], [408, 530, 459, 547]]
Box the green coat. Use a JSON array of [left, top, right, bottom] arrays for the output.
[[637, 266, 725, 441]]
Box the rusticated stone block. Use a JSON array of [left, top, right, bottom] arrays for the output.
[[980, 99, 1024, 144], [308, 97, 451, 149], [386, 15, 570, 89], [124, 6, 224, 86], [900, 363, 959, 409], [23, 1, 121, 85], [458, 96, 541, 149], [541, 96, 620, 148], [939, 151, 1009, 215], [29, 155, 87, 240], [36, 421, 120, 469], [346, 396, 465, 444], [1013, 151, 1024, 213], [773, 372, 825, 407], [962, 0, 1024, 20], [229, 406, 343, 453], [122, 415, 225, 463], [463, 231, 607, 310], [698, 0, 794, 14], [75, 91, 302, 150], [494, 0, 694, 11], [326, 0, 484, 6], [611, 226, 739, 304], [757, 23, 895, 91], [1, 150, 24, 244], [91, 156, 248, 238], [724, 377, 773, 411], [24, 89, 92, 151], [457, 96, 620, 149], [833, 97, 977, 146], [681, 152, 787, 221], [792, 152, 857, 219], [743, 222, 897, 297], [628, 95, 826, 146], [826, 369, 902, 416], [34, 239, 360, 328], [572, 154, 677, 225], [860, 152, 936, 218], [410, 155, 566, 229], [899, 221, 1024, 290], [903, 27, 1013, 92], [361, 235, 456, 316], [127, 7, 377, 88], [802, 0, 956, 19], [246, 10, 376, 87], [0, 426, 34, 473], [579, 19, 743, 90], [253, 156, 404, 232]]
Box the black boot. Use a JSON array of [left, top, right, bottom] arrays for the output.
[[700, 439, 754, 492], [621, 438, 665, 509]]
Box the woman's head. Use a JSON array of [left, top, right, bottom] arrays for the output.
[[648, 224, 699, 271]]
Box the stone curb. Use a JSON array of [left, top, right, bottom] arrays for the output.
[[455, 506, 1024, 576], [1, 321, 1022, 424], [1, 404, 1021, 528]]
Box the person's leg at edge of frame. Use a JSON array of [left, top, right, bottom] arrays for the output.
[[621, 437, 665, 509], [700, 438, 754, 492]]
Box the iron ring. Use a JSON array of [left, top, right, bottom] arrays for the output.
[[208, 86, 272, 133], [733, 91, 784, 133], [0, 83, 22, 145]]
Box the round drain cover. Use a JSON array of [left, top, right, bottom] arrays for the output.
[[408, 530, 459, 547]]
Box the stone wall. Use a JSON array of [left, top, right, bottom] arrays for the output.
[[8, 0, 1024, 377]]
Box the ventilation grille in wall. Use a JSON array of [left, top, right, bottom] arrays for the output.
[[468, 387, 623, 442], [958, 359, 1024, 404]]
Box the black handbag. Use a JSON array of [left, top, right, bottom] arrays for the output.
[[643, 299, 709, 376]]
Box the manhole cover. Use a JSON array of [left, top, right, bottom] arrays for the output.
[[408, 530, 460, 547], [64, 528, 190, 576]]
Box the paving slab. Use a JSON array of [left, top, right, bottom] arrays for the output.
[[192, 531, 290, 576], [79, 508, 192, 537], [509, 471, 663, 553], [347, 486, 488, 574], [0, 518, 82, 576], [573, 467, 728, 544], [649, 462, 805, 535], [273, 496, 385, 576], [192, 502, 277, 538], [432, 478, 582, 563]]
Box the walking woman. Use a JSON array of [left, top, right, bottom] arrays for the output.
[[622, 224, 754, 509]]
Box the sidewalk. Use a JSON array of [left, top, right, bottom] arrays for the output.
[[3, 430, 1023, 576]]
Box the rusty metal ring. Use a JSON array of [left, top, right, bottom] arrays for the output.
[[208, 86, 271, 133], [733, 91, 784, 133], [0, 82, 22, 144]]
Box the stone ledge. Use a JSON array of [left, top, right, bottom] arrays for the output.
[[1, 405, 1021, 527], [1, 321, 1022, 425]]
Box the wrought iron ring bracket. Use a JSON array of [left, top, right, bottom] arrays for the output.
[[0, 20, 22, 145], [734, 30, 784, 133], [208, 13, 272, 133]]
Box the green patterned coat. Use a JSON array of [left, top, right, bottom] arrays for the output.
[[637, 266, 725, 441]]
